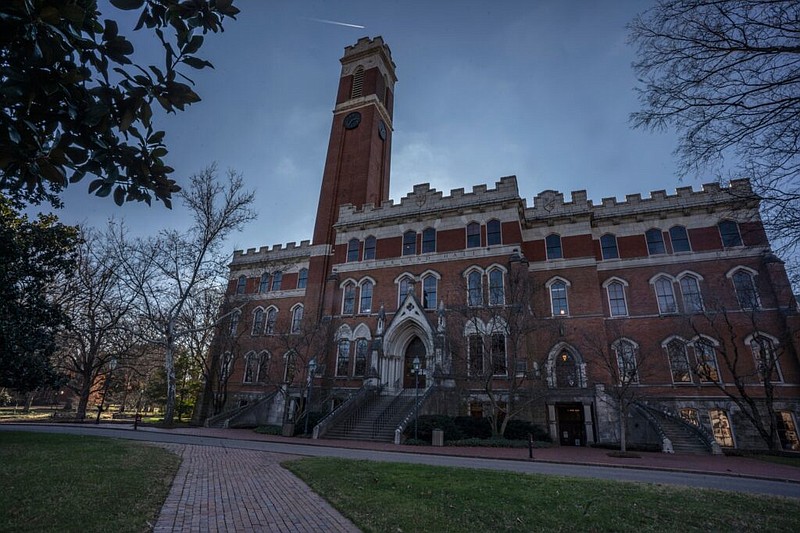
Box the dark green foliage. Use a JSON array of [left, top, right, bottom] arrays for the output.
[[454, 415, 493, 439], [0, 196, 79, 392], [503, 419, 550, 441], [0, 0, 239, 206], [254, 425, 283, 435], [405, 415, 464, 442], [295, 411, 327, 435]]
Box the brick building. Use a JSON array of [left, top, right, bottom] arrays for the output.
[[200, 37, 800, 452]]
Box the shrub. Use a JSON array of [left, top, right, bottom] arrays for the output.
[[502, 419, 550, 442], [254, 425, 282, 435], [454, 416, 492, 439], [294, 411, 327, 435], [448, 438, 531, 448], [405, 415, 464, 442]]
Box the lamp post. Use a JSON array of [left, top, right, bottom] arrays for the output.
[[304, 358, 317, 435], [412, 356, 421, 441]]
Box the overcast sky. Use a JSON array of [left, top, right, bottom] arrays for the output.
[[50, 0, 685, 253]]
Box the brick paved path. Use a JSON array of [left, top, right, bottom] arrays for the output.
[[153, 444, 359, 532]]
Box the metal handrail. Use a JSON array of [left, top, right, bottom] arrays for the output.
[[394, 385, 437, 444], [371, 389, 406, 438], [312, 384, 374, 439], [636, 401, 722, 455], [204, 391, 278, 428]]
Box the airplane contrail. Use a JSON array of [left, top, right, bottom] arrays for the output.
[[308, 17, 365, 29]]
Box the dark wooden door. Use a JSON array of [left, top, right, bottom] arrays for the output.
[[404, 337, 425, 389], [557, 404, 585, 446]]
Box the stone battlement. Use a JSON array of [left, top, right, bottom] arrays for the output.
[[232, 240, 313, 265], [336, 176, 521, 227]]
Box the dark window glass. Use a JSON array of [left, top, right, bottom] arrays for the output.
[[363, 236, 376, 260], [600, 234, 618, 259], [271, 271, 282, 291], [422, 228, 436, 253], [360, 281, 373, 313], [546, 234, 562, 259], [550, 281, 568, 315], [491, 333, 507, 375], [236, 275, 247, 294], [733, 271, 759, 309], [336, 340, 350, 377], [488, 269, 504, 305], [646, 229, 666, 255], [291, 306, 303, 333], [467, 222, 481, 248], [354, 339, 368, 376], [297, 268, 308, 289], [259, 272, 270, 293], [670, 226, 691, 252], [347, 238, 360, 262], [343, 283, 356, 315], [398, 276, 412, 304], [607, 281, 627, 316], [265, 309, 276, 334], [487, 220, 502, 246], [468, 271, 482, 306], [718, 221, 742, 247], [469, 334, 484, 375], [422, 276, 437, 309], [402, 230, 416, 256]]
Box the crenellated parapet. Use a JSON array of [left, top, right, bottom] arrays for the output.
[[524, 179, 756, 223], [336, 176, 522, 228], [231, 239, 315, 266]]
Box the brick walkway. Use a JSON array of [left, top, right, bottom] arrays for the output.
[[152, 444, 359, 533]]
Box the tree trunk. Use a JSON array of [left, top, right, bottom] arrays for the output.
[[619, 405, 627, 453], [163, 337, 177, 426], [76, 373, 92, 420]]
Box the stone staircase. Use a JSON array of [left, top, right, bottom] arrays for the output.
[[323, 390, 417, 442], [648, 410, 712, 454]]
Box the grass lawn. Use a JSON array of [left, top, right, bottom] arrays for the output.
[[285, 457, 800, 533], [0, 432, 180, 532], [755, 454, 800, 468]]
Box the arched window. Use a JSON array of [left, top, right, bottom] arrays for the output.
[[283, 351, 297, 384], [466, 222, 481, 248], [252, 308, 265, 335], [359, 280, 373, 313], [336, 339, 350, 377], [271, 271, 282, 291], [491, 333, 507, 376], [600, 234, 618, 260], [422, 275, 437, 310], [666, 339, 692, 383], [679, 274, 703, 313], [646, 228, 665, 255], [256, 351, 270, 383], [347, 238, 360, 262], [613, 340, 638, 383], [402, 230, 416, 256], [363, 236, 376, 260], [265, 308, 277, 335], [259, 272, 270, 293], [555, 349, 579, 388], [488, 269, 505, 306], [606, 280, 628, 316], [670, 225, 691, 252], [732, 269, 759, 309], [468, 333, 484, 376], [229, 310, 241, 336], [467, 270, 483, 307], [350, 65, 364, 98], [342, 282, 356, 315], [653, 276, 677, 314], [709, 409, 735, 447], [291, 305, 303, 334], [398, 275, 414, 306], [694, 339, 719, 382], [545, 234, 562, 259], [422, 227, 436, 253], [236, 275, 247, 294], [487, 219, 502, 246], [297, 268, 308, 289], [680, 408, 700, 427], [354, 338, 368, 377], [749, 335, 782, 382], [718, 220, 742, 247], [243, 352, 258, 383], [549, 280, 569, 316]]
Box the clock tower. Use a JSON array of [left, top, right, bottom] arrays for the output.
[[306, 37, 397, 318], [311, 36, 397, 246]]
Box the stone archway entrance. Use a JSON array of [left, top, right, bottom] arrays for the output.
[[403, 337, 426, 388]]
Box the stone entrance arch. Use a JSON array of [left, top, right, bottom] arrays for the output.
[[382, 296, 435, 391]]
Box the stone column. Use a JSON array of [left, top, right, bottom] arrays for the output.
[[583, 402, 595, 444], [547, 403, 558, 443]]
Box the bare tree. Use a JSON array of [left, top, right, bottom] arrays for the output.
[[629, 1, 800, 256], [585, 323, 656, 453], [685, 306, 787, 450], [53, 227, 138, 419], [445, 257, 548, 437], [113, 164, 255, 425]]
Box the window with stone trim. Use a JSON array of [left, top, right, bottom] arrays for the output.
[[243, 351, 258, 383], [297, 268, 308, 289], [265, 308, 277, 335], [487, 219, 502, 246], [549, 280, 569, 316], [271, 271, 282, 291], [606, 280, 627, 317], [614, 340, 638, 383], [402, 230, 416, 256], [491, 333, 507, 376], [646, 228, 666, 255], [359, 280, 373, 313], [336, 340, 350, 377], [600, 234, 619, 259], [679, 274, 703, 313], [467, 222, 481, 248], [291, 305, 303, 334], [354, 338, 369, 377], [422, 227, 436, 253], [342, 282, 356, 315], [777, 411, 800, 451], [398, 275, 413, 305], [467, 271, 483, 307], [680, 408, 700, 427], [749, 335, 782, 382], [653, 276, 677, 314], [236, 275, 246, 294], [259, 272, 270, 293], [545, 234, 562, 259], [347, 238, 360, 262], [351, 66, 364, 98], [422, 275, 437, 310], [670, 225, 691, 252], [468, 334, 484, 376], [732, 270, 759, 310], [666, 339, 692, 383], [488, 268, 505, 306], [709, 409, 735, 447], [718, 220, 742, 247], [363, 236, 376, 260], [556, 349, 579, 388], [229, 310, 240, 336], [694, 339, 719, 382], [252, 308, 265, 335]]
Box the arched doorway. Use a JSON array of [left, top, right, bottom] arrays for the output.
[[403, 337, 426, 388]]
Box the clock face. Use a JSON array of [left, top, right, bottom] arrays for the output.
[[343, 111, 361, 130], [378, 120, 387, 140]]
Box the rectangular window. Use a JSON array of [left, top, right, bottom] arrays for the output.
[[488, 270, 504, 306], [545, 234, 562, 259], [654, 278, 677, 314], [646, 229, 666, 255], [467, 223, 481, 248], [422, 276, 437, 310], [402, 231, 416, 256], [491, 333, 507, 376], [347, 239, 360, 262], [363, 236, 376, 260], [354, 339, 368, 377], [422, 228, 436, 253], [550, 282, 568, 316], [670, 226, 691, 252], [343, 284, 355, 315], [359, 282, 373, 314], [694, 341, 719, 382], [297, 268, 308, 289], [336, 340, 350, 377], [680, 408, 700, 427], [777, 411, 800, 451], [600, 234, 618, 260], [487, 220, 502, 246], [718, 221, 742, 247], [606, 282, 627, 316], [271, 272, 282, 291], [469, 334, 484, 376]]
